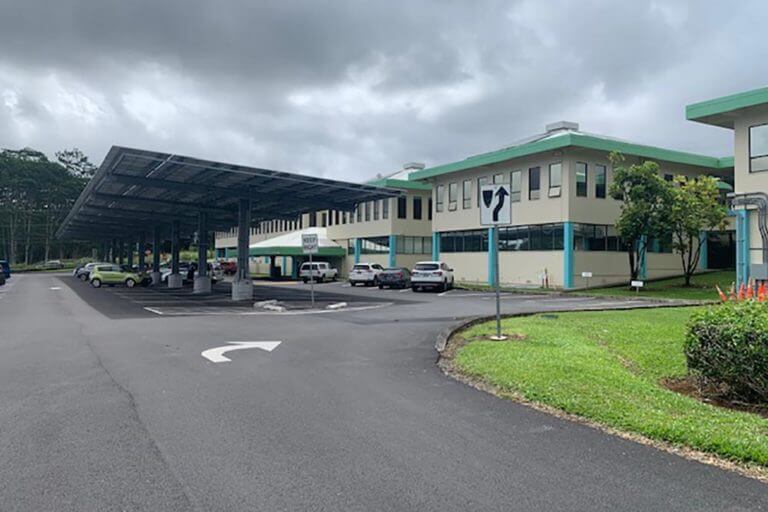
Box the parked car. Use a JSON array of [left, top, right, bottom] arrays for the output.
[[378, 267, 411, 289], [161, 262, 191, 283], [219, 260, 237, 275], [0, 259, 11, 279], [299, 262, 338, 283], [411, 261, 454, 292], [44, 260, 64, 270], [0, 272, 5, 286], [76, 262, 109, 281], [349, 262, 384, 286], [90, 264, 149, 288]]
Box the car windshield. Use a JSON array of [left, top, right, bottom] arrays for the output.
[[353, 265, 369, 270], [415, 263, 439, 271]]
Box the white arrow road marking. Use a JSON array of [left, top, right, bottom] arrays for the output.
[[201, 341, 281, 363], [49, 286, 61, 290]]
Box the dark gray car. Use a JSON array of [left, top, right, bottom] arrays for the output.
[[378, 267, 411, 289]]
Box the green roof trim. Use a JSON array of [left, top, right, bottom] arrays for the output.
[[248, 246, 346, 257], [686, 87, 768, 127], [410, 132, 732, 181], [717, 156, 734, 168], [367, 178, 432, 191]]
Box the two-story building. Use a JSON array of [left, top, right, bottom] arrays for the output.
[[409, 121, 734, 289], [687, 86, 768, 286]]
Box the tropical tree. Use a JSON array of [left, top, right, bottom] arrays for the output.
[[668, 175, 727, 286], [608, 152, 673, 282], [55, 148, 98, 178]]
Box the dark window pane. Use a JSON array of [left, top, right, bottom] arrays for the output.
[[576, 162, 587, 197], [413, 196, 423, 220], [529, 167, 540, 200]]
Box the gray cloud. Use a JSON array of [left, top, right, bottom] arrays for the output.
[[0, 0, 764, 181]]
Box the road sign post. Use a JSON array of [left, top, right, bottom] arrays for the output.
[[302, 233, 319, 307], [480, 184, 511, 341]]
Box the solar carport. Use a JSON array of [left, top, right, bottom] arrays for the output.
[[57, 146, 400, 300]]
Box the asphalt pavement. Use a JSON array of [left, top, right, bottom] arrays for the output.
[[0, 273, 766, 511]]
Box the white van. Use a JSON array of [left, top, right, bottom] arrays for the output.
[[299, 262, 338, 283]]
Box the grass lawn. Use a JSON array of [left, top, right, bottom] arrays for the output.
[[581, 270, 736, 301], [454, 307, 768, 467]]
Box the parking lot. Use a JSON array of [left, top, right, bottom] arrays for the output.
[[3, 272, 765, 511]]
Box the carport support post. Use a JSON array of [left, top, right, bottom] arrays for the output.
[[232, 198, 253, 301], [168, 220, 183, 289], [137, 232, 146, 272], [151, 226, 161, 285], [118, 239, 124, 266], [101, 240, 108, 261], [111, 238, 117, 263], [194, 212, 211, 294], [388, 235, 396, 268], [126, 238, 134, 269]]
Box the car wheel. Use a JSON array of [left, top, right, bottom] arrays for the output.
[[91, 278, 102, 288], [302, 278, 308, 284], [125, 278, 136, 288], [79, 274, 88, 282], [437, 282, 445, 292], [378, 284, 384, 289], [373, 277, 379, 287]]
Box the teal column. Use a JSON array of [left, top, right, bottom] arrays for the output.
[[354, 238, 361, 264], [282, 256, 287, 276], [639, 235, 648, 279], [431, 232, 440, 261], [698, 232, 708, 270], [563, 222, 574, 289], [388, 235, 397, 268], [487, 227, 496, 286], [291, 257, 298, 279], [736, 210, 750, 286]]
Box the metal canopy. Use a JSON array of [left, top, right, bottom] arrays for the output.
[[57, 146, 401, 241]]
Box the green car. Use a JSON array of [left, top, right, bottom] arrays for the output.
[[90, 264, 148, 288]]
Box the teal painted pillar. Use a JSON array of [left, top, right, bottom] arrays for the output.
[[639, 235, 648, 279], [698, 232, 708, 270], [432, 232, 440, 261], [388, 235, 397, 268], [487, 227, 496, 286], [291, 257, 298, 279], [736, 210, 750, 286], [354, 238, 361, 264], [563, 222, 574, 289], [282, 256, 287, 277]]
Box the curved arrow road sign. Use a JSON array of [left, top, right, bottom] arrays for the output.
[[202, 341, 281, 363]]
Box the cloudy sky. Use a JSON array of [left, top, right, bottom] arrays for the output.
[[0, 0, 765, 181]]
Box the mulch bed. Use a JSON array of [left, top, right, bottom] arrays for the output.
[[661, 376, 768, 419]]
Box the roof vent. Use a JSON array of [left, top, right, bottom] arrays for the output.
[[403, 162, 426, 170], [545, 121, 579, 133]]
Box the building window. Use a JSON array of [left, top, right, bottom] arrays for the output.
[[440, 229, 489, 253], [334, 211, 340, 225], [573, 223, 628, 252], [529, 167, 540, 200], [493, 173, 505, 184], [397, 196, 407, 218], [309, 212, 317, 227], [436, 185, 445, 212], [321, 212, 327, 227], [364, 202, 371, 222], [462, 180, 472, 209], [428, 198, 433, 220], [441, 224, 565, 253], [595, 164, 606, 198], [477, 176, 490, 206], [342, 212, 347, 224], [413, 196, 423, 220], [356, 206, 362, 223], [548, 163, 562, 197], [448, 182, 458, 210], [750, 123, 768, 172], [576, 162, 587, 197], [373, 200, 380, 221], [382, 199, 389, 219], [395, 235, 432, 254], [510, 170, 521, 202], [360, 236, 390, 254]]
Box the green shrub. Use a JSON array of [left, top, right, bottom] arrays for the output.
[[685, 301, 768, 403]]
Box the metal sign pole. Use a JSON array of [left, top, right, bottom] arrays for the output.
[[495, 229, 502, 339], [309, 251, 315, 306]]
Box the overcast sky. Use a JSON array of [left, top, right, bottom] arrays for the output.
[[0, 0, 765, 182]]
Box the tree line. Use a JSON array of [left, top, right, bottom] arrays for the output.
[[0, 147, 97, 265]]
